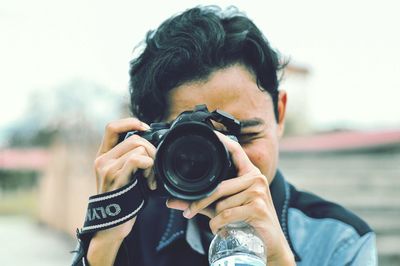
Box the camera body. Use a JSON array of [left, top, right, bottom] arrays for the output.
[[122, 104, 241, 201]]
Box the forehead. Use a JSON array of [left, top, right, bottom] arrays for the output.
[[165, 64, 273, 122]]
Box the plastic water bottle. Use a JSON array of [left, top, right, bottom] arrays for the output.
[[208, 222, 266, 266]]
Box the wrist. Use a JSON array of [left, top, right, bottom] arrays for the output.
[[87, 232, 124, 266], [93, 229, 127, 244], [268, 249, 295, 266], [268, 235, 295, 266]]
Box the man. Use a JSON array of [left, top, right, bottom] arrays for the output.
[[72, 5, 377, 266]]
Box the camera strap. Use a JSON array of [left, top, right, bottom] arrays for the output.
[[80, 172, 148, 235], [72, 172, 148, 265]]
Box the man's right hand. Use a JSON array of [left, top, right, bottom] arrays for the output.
[[87, 118, 157, 266]]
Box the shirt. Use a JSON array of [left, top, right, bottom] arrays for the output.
[[72, 170, 378, 265]]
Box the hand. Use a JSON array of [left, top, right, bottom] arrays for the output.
[[167, 131, 295, 265], [88, 118, 156, 266], [92, 118, 157, 240]]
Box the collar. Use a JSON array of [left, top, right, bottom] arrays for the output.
[[270, 170, 301, 261], [156, 170, 301, 261]]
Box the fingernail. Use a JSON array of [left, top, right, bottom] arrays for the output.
[[141, 122, 151, 130], [150, 180, 157, 190], [183, 208, 191, 218], [143, 168, 150, 178], [165, 199, 170, 207]]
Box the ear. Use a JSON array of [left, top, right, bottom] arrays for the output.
[[277, 90, 287, 138]]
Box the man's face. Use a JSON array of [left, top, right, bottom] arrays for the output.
[[165, 64, 287, 183]]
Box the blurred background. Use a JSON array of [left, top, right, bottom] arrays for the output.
[[1, 0, 399, 265]]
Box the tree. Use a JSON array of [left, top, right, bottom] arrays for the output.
[[6, 79, 126, 147]]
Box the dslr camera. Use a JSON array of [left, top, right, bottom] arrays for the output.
[[121, 104, 241, 201]]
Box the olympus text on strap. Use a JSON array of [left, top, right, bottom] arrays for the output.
[[81, 173, 148, 234]]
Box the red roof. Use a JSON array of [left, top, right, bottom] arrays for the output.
[[280, 129, 400, 153], [0, 148, 50, 171]]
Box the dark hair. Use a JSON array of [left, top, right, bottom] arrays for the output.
[[129, 5, 286, 123]]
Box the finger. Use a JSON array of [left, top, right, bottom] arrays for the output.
[[96, 145, 151, 190], [101, 143, 157, 190], [209, 204, 253, 234], [214, 189, 254, 215], [214, 131, 257, 176], [96, 158, 123, 193], [110, 154, 154, 191], [99, 134, 156, 163], [166, 198, 190, 211], [167, 198, 216, 218], [117, 146, 157, 190], [99, 146, 154, 192], [183, 174, 258, 219], [98, 118, 150, 156], [143, 167, 157, 190]]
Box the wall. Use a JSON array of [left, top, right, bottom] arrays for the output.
[[279, 150, 400, 265]]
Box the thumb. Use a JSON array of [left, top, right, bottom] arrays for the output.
[[166, 198, 216, 219]]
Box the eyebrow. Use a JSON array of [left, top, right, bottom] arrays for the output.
[[240, 118, 265, 129]]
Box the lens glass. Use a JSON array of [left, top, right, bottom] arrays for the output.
[[163, 134, 220, 193], [172, 139, 211, 181]]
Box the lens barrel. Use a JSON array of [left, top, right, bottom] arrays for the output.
[[155, 122, 232, 200]]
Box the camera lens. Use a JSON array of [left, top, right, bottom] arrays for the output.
[[155, 122, 232, 200], [169, 135, 215, 182], [163, 134, 220, 194]]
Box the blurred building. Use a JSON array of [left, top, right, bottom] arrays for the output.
[[0, 148, 49, 215], [279, 129, 400, 265], [279, 63, 312, 135]]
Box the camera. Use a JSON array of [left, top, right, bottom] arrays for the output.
[[121, 104, 241, 201]]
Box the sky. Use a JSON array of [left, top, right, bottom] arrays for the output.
[[1, 0, 399, 135]]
